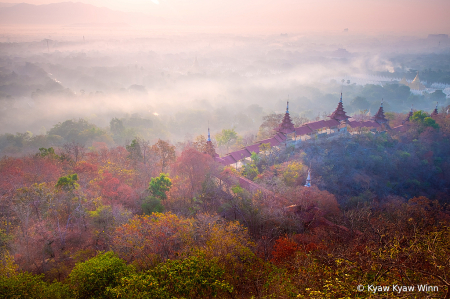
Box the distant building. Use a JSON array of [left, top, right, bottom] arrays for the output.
[[373, 100, 390, 129], [275, 101, 295, 135], [304, 169, 311, 187], [402, 106, 414, 124], [400, 72, 426, 91], [205, 127, 218, 158], [214, 93, 419, 168], [431, 102, 439, 118], [328, 93, 350, 123]]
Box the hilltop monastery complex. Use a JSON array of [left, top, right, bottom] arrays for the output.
[[208, 94, 440, 169]]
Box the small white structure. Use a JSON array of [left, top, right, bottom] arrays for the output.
[[304, 169, 311, 187]]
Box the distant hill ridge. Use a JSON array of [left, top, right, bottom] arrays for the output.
[[0, 2, 158, 25]]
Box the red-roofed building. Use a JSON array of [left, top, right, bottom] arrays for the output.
[[431, 102, 439, 118], [373, 100, 389, 129], [403, 106, 414, 124], [295, 126, 313, 135], [237, 176, 277, 197], [220, 155, 237, 166], [212, 99, 412, 168], [214, 157, 225, 164], [323, 119, 340, 128], [229, 149, 251, 161], [362, 121, 381, 128], [275, 101, 295, 134], [273, 134, 283, 143], [258, 137, 281, 147], [274, 132, 287, 143], [328, 93, 350, 122], [305, 120, 327, 131], [348, 120, 380, 129], [347, 120, 362, 128], [245, 144, 261, 154]]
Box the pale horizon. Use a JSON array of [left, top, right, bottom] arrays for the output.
[[0, 0, 449, 35]]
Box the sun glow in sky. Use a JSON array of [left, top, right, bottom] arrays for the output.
[[3, 0, 450, 34]]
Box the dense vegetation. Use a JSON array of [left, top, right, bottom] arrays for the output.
[[1, 111, 450, 298]]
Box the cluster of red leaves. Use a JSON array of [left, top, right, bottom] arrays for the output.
[[270, 236, 298, 265]]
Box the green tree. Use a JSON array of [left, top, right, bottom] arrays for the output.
[[142, 196, 165, 215], [282, 161, 303, 187], [107, 255, 232, 299], [250, 151, 260, 163], [48, 119, 93, 144], [38, 147, 55, 157], [0, 272, 70, 299], [149, 173, 172, 200], [241, 163, 259, 181], [55, 174, 79, 191], [69, 251, 133, 299], [126, 138, 142, 161], [411, 110, 439, 131], [216, 128, 238, 153]]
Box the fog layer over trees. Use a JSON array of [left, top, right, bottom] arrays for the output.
[[1, 30, 450, 156]]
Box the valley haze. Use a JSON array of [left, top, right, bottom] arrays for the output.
[[0, 0, 449, 152]]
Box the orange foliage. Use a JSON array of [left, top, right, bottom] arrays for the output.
[[91, 141, 108, 151], [282, 186, 340, 218], [293, 233, 327, 253], [0, 156, 62, 193], [271, 236, 298, 265], [73, 161, 98, 174], [112, 212, 194, 269], [172, 147, 212, 198]]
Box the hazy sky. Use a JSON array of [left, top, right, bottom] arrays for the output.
[[2, 0, 450, 34]]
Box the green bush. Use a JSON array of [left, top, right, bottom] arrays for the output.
[[142, 196, 164, 214], [0, 272, 70, 299], [108, 255, 232, 299], [69, 251, 133, 299]]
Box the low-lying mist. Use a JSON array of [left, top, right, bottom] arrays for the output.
[[1, 29, 450, 152]]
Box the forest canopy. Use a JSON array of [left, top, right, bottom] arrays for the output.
[[1, 109, 450, 298]]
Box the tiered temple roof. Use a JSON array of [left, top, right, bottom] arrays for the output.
[[431, 102, 439, 118], [403, 106, 414, 124], [275, 102, 295, 134], [212, 93, 442, 167], [373, 100, 388, 125], [328, 93, 350, 122], [205, 127, 218, 158]]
